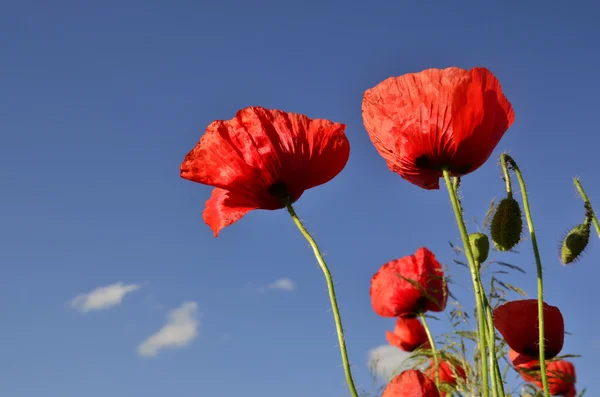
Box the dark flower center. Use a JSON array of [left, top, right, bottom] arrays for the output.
[[268, 181, 291, 202], [415, 155, 472, 175]]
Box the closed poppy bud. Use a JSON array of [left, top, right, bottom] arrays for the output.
[[362, 67, 514, 190], [180, 106, 350, 237], [386, 317, 429, 352], [493, 299, 564, 359], [468, 232, 490, 263], [370, 247, 448, 317], [382, 369, 441, 397], [560, 222, 591, 265], [530, 360, 576, 395], [490, 197, 523, 251], [424, 359, 467, 388]]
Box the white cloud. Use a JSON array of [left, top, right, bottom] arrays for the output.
[[137, 302, 199, 358], [70, 282, 141, 313], [368, 345, 412, 381], [257, 278, 296, 293]]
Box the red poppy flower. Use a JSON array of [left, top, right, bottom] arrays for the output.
[[529, 360, 576, 396], [180, 106, 350, 236], [493, 299, 564, 359], [424, 359, 467, 387], [382, 369, 440, 397], [386, 317, 430, 352], [362, 67, 514, 190], [370, 247, 448, 317]]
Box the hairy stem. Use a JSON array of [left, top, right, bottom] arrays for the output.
[[502, 154, 550, 397], [420, 313, 440, 389], [574, 177, 600, 238], [286, 203, 359, 397], [442, 170, 490, 397]]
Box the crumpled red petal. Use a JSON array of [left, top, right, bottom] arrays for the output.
[[493, 299, 564, 359], [181, 106, 350, 236], [385, 317, 429, 352], [370, 247, 448, 317], [203, 188, 259, 237], [382, 369, 440, 397], [362, 67, 514, 190]]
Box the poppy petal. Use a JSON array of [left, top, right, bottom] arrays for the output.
[[363, 68, 470, 189], [203, 188, 259, 237], [493, 299, 564, 359], [382, 369, 440, 397], [386, 317, 429, 352], [450, 67, 515, 173]]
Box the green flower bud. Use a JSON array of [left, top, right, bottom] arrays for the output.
[[469, 232, 490, 263], [490, 197, 523, 251], [561, 222, 591, 265]]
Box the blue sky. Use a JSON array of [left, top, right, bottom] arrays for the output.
[[1, 1, 599, 396]]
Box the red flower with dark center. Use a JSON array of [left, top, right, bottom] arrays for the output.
[[362, 67, 514, 190], [370, 247, 448, 317], [424, 359, 467, 387], [382, 369, 440, 397], [180, 106, 350, 236], [493, 299, 564, 359], [529, 360, 576, 396], [385, 317, 430, 352]]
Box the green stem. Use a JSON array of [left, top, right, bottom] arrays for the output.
[[574, 178, 600, 238], [420, 313, 440, 389], [483, 293, 505, 397], [442, 170, 490, 397], [500, 155, 513, 199], [502, 155, 550, 397], [285, 203, 359, 397]]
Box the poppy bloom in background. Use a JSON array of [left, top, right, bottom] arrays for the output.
[[385, 317, 430, 352], [493, 299, 565, 359], [529, 360, 577, 396], [362, 67, 514, 190], [382, 369, 440, 397], [370, 247, 448, 317], [424, 359, 467, 393], [180, 106, 350, 236]]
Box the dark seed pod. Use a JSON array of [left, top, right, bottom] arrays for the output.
[[560, 222, 591, 265], [469, 232, 490, 263], [490, 197, 523, 251]]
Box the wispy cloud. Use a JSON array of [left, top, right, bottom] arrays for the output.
[[70, 282, 141, 313], [368, 345, 412, 381], [137, 302, 199, 358], [257, 278, 296, 293]]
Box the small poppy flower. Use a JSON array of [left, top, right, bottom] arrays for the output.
[[180, 106, 350, 236], [362, 67, 514, 190], [370, 247, 448, 317], [385, 317, 430, 352], [529, 360, 576, 396], [382, 369, 440, 397], [425, 359, 467, 387], [493, 299, 564, 359]]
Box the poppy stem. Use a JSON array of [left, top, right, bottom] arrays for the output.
[[285, 203, 359, 397], [483, 293, 505, 397], [442, 169, 490, 397], [501, 154, 550, 397], [573, 178, 600, 238], [419, 313, 440, 389]]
